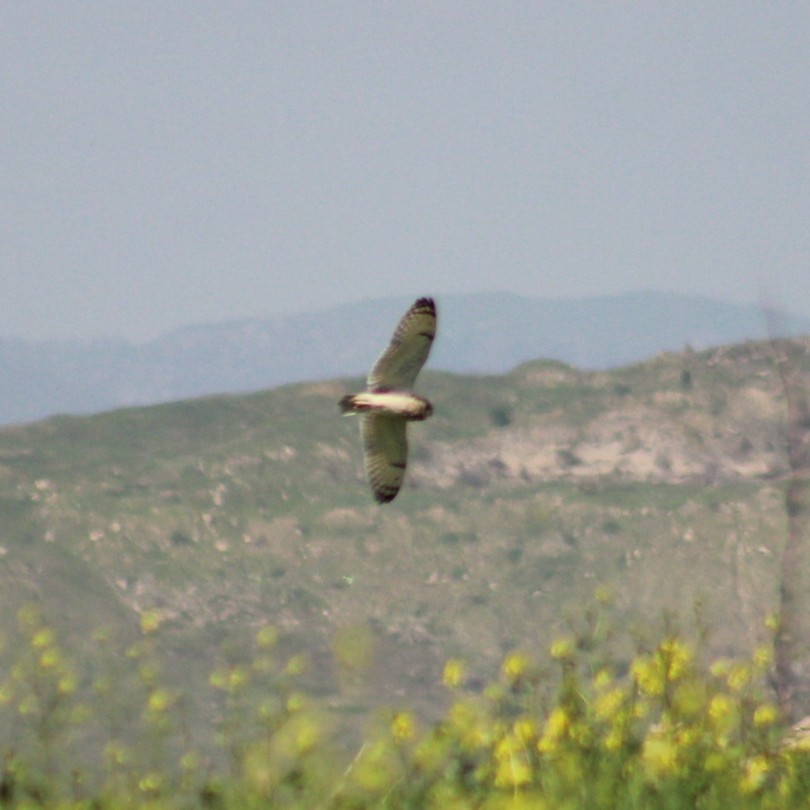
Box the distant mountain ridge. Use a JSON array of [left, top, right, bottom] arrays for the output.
[[2, 290, 808, 426]]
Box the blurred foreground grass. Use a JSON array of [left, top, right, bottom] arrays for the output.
[[1, 600, 810, 809]]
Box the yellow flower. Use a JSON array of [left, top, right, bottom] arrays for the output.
[[752, 645, 772, 670], [351, 739, 400, 793], [740, 755, 770, 794], [39, 647, 61, 669], [31, 628, 56, 649], [603, 727, 624, 752], [495, 733, 521, 761], [660, 638, 692, 681], [594, 584, 614, 605], [594, 688, 625, 722], [139, 609, 164, 635], [513, 716, 536, 744], [538, 707, 568, 753], [708, 693, 736, 739], [138, 772, 163, 793], [672, 680, 706, 718], [549, 637, 575, 661], [228, 666, 249, 691], [631, 656, 665, 696], [285, 654, 308, 676], [256, 625, 278, 649], [753, 703, 779, 727], [502, 652, 531, 682], [286, 692, 306, 712], [703, 751, 725, 773], [642, 735, 679, 779], [726, 663, 750, 692], [147, 688, 175, 713], [708, 693, 734, 723], [545, 707, 569, 739], [494, 753, 532, 789], [448, 701, 493, 749], [58, 671, 78, 694], [443, 658, 466, 689], [392, 711, 416, 742], [710, 658, 733, 678]]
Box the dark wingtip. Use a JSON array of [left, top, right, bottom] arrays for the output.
[[338, 394, 356, 414], [413, 296, 436, 313], [373, 488, 399, 504]]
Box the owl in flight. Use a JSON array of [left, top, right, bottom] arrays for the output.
[[339, 297, 436, 503]]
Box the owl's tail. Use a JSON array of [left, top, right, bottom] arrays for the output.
[[338, 394, 359, 415]]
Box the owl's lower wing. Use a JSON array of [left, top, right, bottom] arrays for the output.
[[360, 414, 408, 503]]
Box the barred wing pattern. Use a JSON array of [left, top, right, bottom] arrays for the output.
[[360, 413, 408, 503], [367, 297, 436, 390]]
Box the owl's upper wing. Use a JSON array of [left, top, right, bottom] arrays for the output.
[[367, 297, 436, 391], [360, 413, 408, 503]]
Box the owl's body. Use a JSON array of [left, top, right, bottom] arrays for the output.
[[339, 297, 436, 503], [339, 391, 432, 421]]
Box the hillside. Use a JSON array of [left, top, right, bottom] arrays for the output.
[[0, 335, 807, 735], [2, 290, 809, 425]]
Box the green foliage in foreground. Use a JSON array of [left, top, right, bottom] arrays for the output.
[[1, 604, 810, 809]]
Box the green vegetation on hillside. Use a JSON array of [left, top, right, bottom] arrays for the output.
[[0, 336, 808, 802], [2, 600, 810, 807]]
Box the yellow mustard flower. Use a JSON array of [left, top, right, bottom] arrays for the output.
[[286, 691, 306, 713], [513, 716, 537, 744], [740, 755, 770, 795], [147, 688, 175, 713], [726, 663, 751, 692], [603, 726, 624, 752], [285, 654, 308, 676], [443, 658, 466, 689], [631, 655, 665, 696], [642, 735, 679, 780], [139, 609, 163, 635], [502, 651, 531, 682], [753, 645, 773, 670], [392, 711, 416, 742], [660, 638, 692, 681], [672, 680, 706, 718], [58, 671, 78, 695], [351, 739, 400, 793], [494, 733, 521, 761], [494, 752, 532, 789], [138, 772, 163, 793], [31, 628, 56, 649], [594, 584, 614, 605], [537, 707, 568, 753], [256, 625, 278, 649], [753, 703, 779, 727], [703, 751, 726, 773], [594, 688, 625, 722], [448, 700, 493, 750], [549, 637, 575, 661], [708, 693, 734, 724], [709, 658, 733, 678], [593, 668, 613, 690], [39, 647, 61, 669]]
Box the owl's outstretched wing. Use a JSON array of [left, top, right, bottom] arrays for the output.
[[367, 297, 436, 391], [360, 413, 408, 503]]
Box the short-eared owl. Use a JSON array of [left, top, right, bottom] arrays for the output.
[[339, 297, 436, 503]]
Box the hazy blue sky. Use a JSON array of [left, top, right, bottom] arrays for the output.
[[2, 3, 809, 341]]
